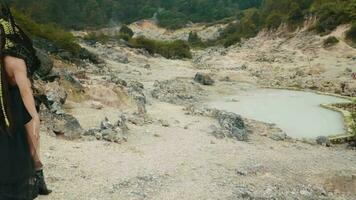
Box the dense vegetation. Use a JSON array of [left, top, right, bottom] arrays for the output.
[[8, 0, 262, 29], [323, 36, 339, 48], [346, 23, 356, 44], [11, 8, 81, 55], [128, 37, 192, 59], [8, 0, 356, 50], [215, 0, 356, 47]]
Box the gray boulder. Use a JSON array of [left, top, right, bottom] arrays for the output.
[[194, 72, 215, 85], [110, 75, 127, 86], [101, 117, 114, 130], [51, 113, 83, 139], [34, 81, 68, 114], [217, 111, 247, 141], [316, 136, 331, 147], [128, 81, 147, 115], [101, 128, 127, 143], [35, 48, 53, 78], [151, 79, 205, 105], [88, 116, 129, 143]]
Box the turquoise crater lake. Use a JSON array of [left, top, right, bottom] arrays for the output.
[[209, 89, 351, 139]]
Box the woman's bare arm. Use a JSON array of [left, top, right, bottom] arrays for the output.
[[4, 56, 39, 120]]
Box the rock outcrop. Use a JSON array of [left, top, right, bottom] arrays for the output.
[[43, 112, 83, 139], [184, 105, 248, 141], [84, 116, 129, 143], [151, 79, 205, 105], [194, 72, 215, 85], [216, 111, 248, 141]]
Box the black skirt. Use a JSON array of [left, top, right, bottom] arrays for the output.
[[0, 86, 37, 200]]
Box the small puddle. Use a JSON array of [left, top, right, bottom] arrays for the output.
[[209, 89, 351, 138]]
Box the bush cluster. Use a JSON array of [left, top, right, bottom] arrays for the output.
[[188, 32, 205, 48], [118, 25, 134, 41], [83, 33, 110, 44], [323, 36, 339, 48], [346, 23, 356, 44], [128, 37, 192, 59], [311, 0, 356, 34], [84, 25, 135, 44], [212, 0, 356, 47], [12, 8, 81, 55]]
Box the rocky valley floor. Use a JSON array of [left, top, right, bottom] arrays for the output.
[[36, 23, 356, 200]]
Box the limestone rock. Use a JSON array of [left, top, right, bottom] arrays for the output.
[[217, 111, 247, 141], [50, 113, 83, 139], [151, 79, 205, 105], [194, 72, 215, 85], [34, 80, 67, 113], [35, 48, 54, 77], [316, 136, 331, 147], [128, 81, 147, 115]]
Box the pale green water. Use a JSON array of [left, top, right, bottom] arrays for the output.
[[209, 89, 351, 138]]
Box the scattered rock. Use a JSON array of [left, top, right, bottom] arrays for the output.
[[83, 128, 101, 136], [220, 76, 231, 82], [101, 117, 114, 130], [210, 125, 228, 139], [86, 116, 129, 143], [184, 105, 248, 141], [128, 81, 147, 115], [217, 111, 247, 141], [90, 101, 104, 110], [236, 164, 267, 176], [158, 119, 170, 127], [269, 132, 287, 141], [152, 79, 205, 105], [143, 64, 151, 69], [194, 72, 215, 85], [100, 47, 129, 63], [35, 81, 68, 114], [101, 128, 127, 143], [241, 64, 248, 70], [316, 136, 331, 147], [78, 48, 101, 64], [33, 38, 59, 54], [57, 51, 73, 61], [117, 115, 129, 134], [35, 48, 54, 77], [49, 113, 83, 139], [110, 75, 128, 86]]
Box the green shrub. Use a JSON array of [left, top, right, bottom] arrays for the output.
[[12, 8, 81, 55], [119, 25, 134, 38], [265, 12, 284, 29], [346, 23, 356, 44], [83, 33, 110, 44], [128, 37, 192, 59], [216, 9, 260, 48], [157, 10, 188, 30], [223, 33, 241, 47], [311, 0, 355, 34], [287, 2, 304, 24], [188, 31, 204, 48], [323, 36, 339, 47]]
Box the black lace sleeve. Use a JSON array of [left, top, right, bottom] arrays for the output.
[[0, 2, 40, 76]]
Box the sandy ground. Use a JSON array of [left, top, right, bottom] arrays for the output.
[[37, 25, 356, 199], [38, 101, 356, 200]]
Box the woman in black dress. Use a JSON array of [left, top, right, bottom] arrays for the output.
[[0, 1, 51, 199]]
